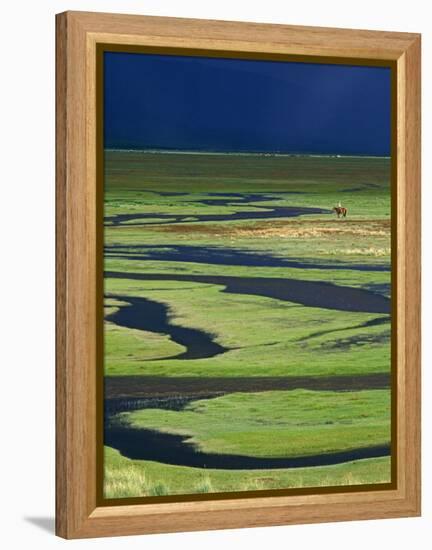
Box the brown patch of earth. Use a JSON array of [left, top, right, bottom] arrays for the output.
[[156, 218, 391, 239], [104, 373, 390, 399]]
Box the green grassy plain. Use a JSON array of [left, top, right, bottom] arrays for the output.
[[103, 150, 392, 497], [104, 277, 390, 378], [120, 389, 390, 458], [105, 447, 391, 498]]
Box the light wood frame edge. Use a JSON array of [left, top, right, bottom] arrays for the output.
[[55, 11, 421, 539]]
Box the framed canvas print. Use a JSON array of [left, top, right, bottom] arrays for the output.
[[56, 11, 421, 539]]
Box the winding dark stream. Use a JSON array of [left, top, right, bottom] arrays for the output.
[[104, 419, 390, 469], [105, 244, 390, 272], [105, 204, 329, 226], [141, 191, 288, 205], [106, 294, 228, 360], [105, 272, 390, 314], [104, 374, 391, 469], [105, 273, 390, 360], [104, 193, 391, 470]]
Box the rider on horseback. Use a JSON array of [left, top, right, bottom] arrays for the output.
[[333, 201, 347, 218]]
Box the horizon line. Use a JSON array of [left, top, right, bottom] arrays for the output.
[[104, 148, 390, 159]]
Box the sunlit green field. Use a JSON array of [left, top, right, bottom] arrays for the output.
[[121, 390, 390, 458], [103, 150, 392, 498], [105, 447, 391, 498]]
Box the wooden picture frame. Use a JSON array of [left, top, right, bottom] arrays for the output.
[[56, 11, 421, 539]]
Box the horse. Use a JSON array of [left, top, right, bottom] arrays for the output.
[[333, 206, 347, 218]]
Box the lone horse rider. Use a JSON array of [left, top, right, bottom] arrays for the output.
[[333, 201, 347, 218]]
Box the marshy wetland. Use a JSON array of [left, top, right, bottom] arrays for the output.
[[103, 150, 392, 499]]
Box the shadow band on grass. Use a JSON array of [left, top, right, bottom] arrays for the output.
[[104, 373, 391, 400]]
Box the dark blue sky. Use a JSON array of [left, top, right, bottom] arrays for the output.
[[104, 51, 391, 156]]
